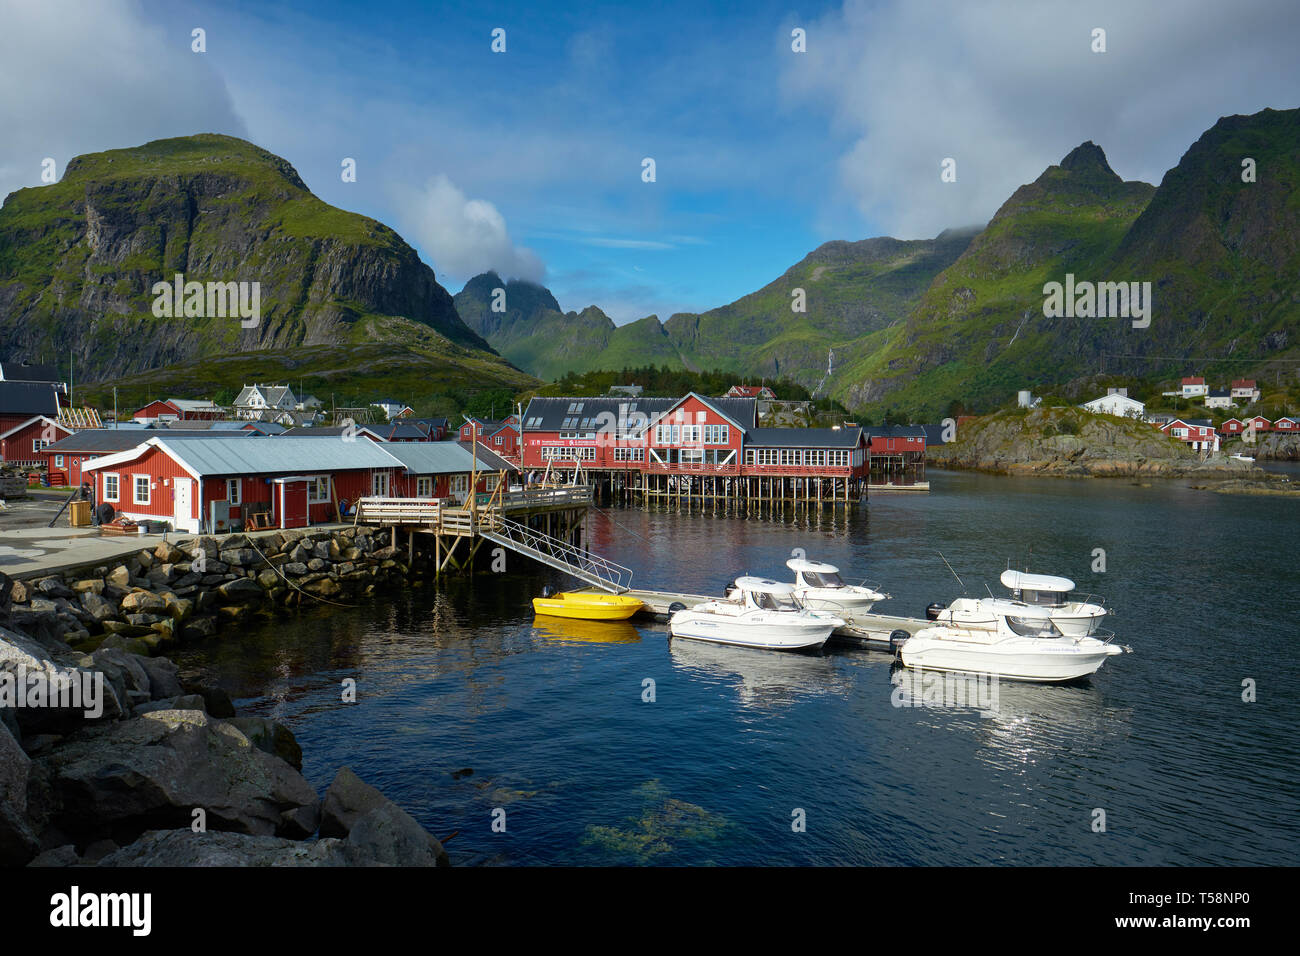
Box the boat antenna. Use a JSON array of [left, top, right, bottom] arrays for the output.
[[938, 552, 966, 594]]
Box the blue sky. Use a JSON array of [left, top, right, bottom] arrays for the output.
[[3, 0, 1299, 323]]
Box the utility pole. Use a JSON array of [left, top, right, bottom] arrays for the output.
[[113, 387, 118, 429]]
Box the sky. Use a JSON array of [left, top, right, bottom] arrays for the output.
[[2, 0, 1299, 324]]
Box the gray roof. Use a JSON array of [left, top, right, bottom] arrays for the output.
[[458, 442, 518, 472], [382, 442, 514, 475], [521, 396, 678, 432], [864, 425, 927, 439], [746, 427, 863, 448], [0, 381, 62, 416], [42, 429, 256, 454], [148, 436, 397, 476], [0, 362, 62, 383]]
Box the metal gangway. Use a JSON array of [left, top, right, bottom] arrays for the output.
[[478, 514, 633, 593]]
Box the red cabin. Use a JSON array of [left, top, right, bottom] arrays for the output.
[[0, 416, 73, 468]]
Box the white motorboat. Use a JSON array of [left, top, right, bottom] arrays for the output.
[[999, 570, 1107, 637], [899, 597, 1127, 682], [669, 577, 844, 651], [785, 558, 887, 616]]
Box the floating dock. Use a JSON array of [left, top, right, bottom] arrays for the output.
[[573, 585, 932, 648]]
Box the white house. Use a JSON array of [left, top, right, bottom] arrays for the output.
[[1179, 376, 1208, 398], [1231, 379, 1261, 403], [1081, 388, 1145, 419], [1204, 389, 1236, 409], [372, 398, 414, 420], [232, 384, 299, 424]]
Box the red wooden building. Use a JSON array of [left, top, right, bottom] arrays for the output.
[[1219, 418, 1246, 436], [132, 398, 225, 423], [79, 436, 512, 533], [1274, 417, 1299, 432], [0, 416, 74, 468]]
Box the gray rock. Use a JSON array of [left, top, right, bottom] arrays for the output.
[[217, 578, 263, 603], [319, 766, 388, 837], [226, 717, 303, 771], [0, 719, 37, 865], [97, 829, 352, 866], [346, 802, 449, 867], [282, 562, 309, 577], [133, 694, 206, 715], [78, 591, 118, 624], [137, 655, 184, 699], [36, 710, 320, 840], [28, 844, 81, 867]]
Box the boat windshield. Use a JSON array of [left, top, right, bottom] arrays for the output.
[[1005, 615, 1062, 638], [803, 571, 845, 589], [1017, 588, 1069, 607], [751, 590, 802, 611]]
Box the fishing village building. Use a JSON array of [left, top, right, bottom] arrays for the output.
[[516, 393, 919, 507], [131, 398, 225, 423], [78, 436, 516, 534], [0, 415, 75, 468]]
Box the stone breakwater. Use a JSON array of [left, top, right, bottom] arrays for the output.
[[0, 525, 455, 867]]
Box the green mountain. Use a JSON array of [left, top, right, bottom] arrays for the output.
[[454, 271, 680, 379], [844, 109, 1300, 419], [456, 229, 976, 385], [0, 134, 534, 405]]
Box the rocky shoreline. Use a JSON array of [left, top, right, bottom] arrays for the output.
[[929, 408, 1263, 478], [1, 525, 455, 867]]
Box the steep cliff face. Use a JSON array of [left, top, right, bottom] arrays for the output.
[[0, 134, 498, 382]]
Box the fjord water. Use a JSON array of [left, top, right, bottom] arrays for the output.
[[172, 471, 1300, 865]]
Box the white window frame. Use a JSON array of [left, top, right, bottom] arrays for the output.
[[451, 474, 469, 495], [54, 454, 64, 468], [416, 476, 433, 497], [227, 478, 241, 505], [309, 477, 330, 503], [103, 473, 120, 502], [372, 471, 390, 496], [133, 474, 150, 505]]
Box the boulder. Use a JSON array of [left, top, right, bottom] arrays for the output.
[[154, 542, 186, 564], [347, 802, 450, 867], [97, 829, 353, 867], [35, 576, 75, 599], [319, 766, 387, 837], [282, 562, 308, 577], [0, 717, 38, 865], [78, 591, 118, 625], [133, 694, 206, 715], [178, 616, 218, 642], [226, 717, 303, 771], [122, 590, 169, 615], [181, 683, 236, 717], [35, 710, 320, 841], [105, 565, 131, 590], [257, 570, 281, 590], [71, 579, 105, 595], [217, 578, 264, 604], [137, 655, 185, 699]]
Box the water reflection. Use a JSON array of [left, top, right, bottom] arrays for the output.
[[532, 617, 642, 644], [669, 638, 851, 710]]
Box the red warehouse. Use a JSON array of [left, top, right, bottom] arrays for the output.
[[0, 415, 74, 468]]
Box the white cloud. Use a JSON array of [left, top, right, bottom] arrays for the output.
[[782, 0, 1300, 238], [397, 174, 544, 284], [0, 0, 245, 205]]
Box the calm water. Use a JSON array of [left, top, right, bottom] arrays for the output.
[[172, 470, 1300, 865]]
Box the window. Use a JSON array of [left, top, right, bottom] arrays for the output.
[[670, 425, 680, 444], [681, 424, 701, 444], [495, 435, 503, 445], [484, 475, 498, 492], [103, 473, 119, 502], [32, 439, 50, 453], [372, 472, 389, 496], [451, 475, 469, 495], [309, 477, 330, 502], [226, 478, 241, 505], [133, 475, 150, 505], [54, 455, 64, 468], [416, 476, 433, 497]]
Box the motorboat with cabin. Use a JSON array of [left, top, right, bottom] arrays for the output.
[[898, 597, 1127, 682], [669, 577, 844, 651], [785, 559, 888, 616], [998, 570, 1106, 637]]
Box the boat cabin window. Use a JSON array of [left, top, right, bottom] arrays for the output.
[[1005, 615, 1062, 638], [803, 571, 845, 588], [751, 590, 800, 611], [1016, 588, 1068, 608]]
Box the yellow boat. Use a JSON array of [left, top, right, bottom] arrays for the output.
[[532, 591, 645, 621]]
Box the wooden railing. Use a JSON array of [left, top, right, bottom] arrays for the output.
[[354, 497, 442, 524]]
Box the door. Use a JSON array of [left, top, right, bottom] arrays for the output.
[[173, 478, 194, 532], [278, 480, 310, 529]]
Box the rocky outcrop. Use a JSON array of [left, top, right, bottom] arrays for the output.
[[929, 407, 1263, 478], [0, 529, 454, 867], [1253, 432, 1300, 460]]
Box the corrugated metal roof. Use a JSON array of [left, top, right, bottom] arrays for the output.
[[521, 396, 678, 432], [380, 442, 481, 474], [864, 425, 926, 439], [161, 437, 399, 476], [746, 427, 863, 448], [458, 442, 519, 472], [43, 430, 253, 453]]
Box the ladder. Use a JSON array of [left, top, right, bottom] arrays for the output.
[[478, 514, 633, 593]]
